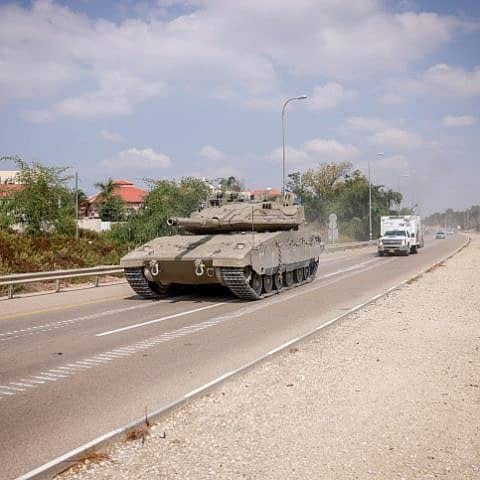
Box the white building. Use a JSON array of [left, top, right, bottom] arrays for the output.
[[0, 171, 20, 184]]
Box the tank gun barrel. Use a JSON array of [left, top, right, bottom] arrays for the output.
[[166, 217, 179, 226], [167, 217, 220, 229]]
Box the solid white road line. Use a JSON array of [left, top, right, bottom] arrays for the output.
[[96, 302, 227, 337]]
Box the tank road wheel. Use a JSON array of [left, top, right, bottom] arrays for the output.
[[284, 270, 294, 287], [303, 266, 310, 280], [250, 272, 263, 296], [263, 274, 273, 293], [273, 272, 283, 291], [294, 267, 304, 283], [309, 259, 319, 279]]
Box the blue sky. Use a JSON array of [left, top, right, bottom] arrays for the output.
[[0, 0, 479, 214]]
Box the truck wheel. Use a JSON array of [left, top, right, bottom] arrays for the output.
[[404, 248, 410, 256], [378, 251, 384, 257], [411, 245, 418, 254]]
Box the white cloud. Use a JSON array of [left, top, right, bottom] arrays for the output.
[[443, 115, 476, 127], [24, 73, 165, 122], [379, 93, 404, 105], [346, 116, 393, 133], [100, 130, 125, 142], [101, 148, 171, 170], [421, 64, 480, 97], [269, 146, 310, 165], [387, 64, 480, 99], [304, 138, 359, 160], [198, 145, 226, 161], [308, 83, 356, 110], [369, 128, 422, 150], [0, 0, 471, 118], [376, 154, 410, 172], [269, 138, 359, 168]]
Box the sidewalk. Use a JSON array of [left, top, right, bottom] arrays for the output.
[[60, 236, 480, 480]]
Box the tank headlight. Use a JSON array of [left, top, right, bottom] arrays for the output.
[[235, 243, 246, 249]]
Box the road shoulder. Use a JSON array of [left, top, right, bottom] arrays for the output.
[[57, 235, 480, 479]]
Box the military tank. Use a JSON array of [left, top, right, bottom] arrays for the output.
[[120, 191, 323, 300]]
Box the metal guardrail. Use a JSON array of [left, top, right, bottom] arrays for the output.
[[0, 241, 373, 300], [0, 266, 124, 299], [325, 240, 372, 252]]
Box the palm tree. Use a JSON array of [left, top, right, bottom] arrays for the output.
[[94, 178, 116, 203], [218, 176, 243, 192]]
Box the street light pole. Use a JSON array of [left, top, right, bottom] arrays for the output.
[[369, 152, 384, 242], [282, 95, 307, 198], [397, 173, 410, 214], [74, 171, 79, 241]]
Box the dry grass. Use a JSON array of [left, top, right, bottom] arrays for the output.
[[407, 275, 421, 284], [55, 451, 112, 477], [125, 426, 150, 442], [289, 347, 299, 354]]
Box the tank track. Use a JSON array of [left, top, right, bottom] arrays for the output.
[[124, 267, 168, 299], [220, 268, 262, 300], [220, 260, 319, 301]]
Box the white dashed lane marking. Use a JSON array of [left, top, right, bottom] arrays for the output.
[[96, 302, 227, 337], [0, 256, 392, 400], [0, 300, 181, 341]]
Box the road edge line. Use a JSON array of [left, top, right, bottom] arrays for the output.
[[16, 236, 470, 480]]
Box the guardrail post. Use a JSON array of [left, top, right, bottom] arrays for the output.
[[94, 275, 99, 287], [8, 283, 13, 299], [55, 279, 61, 292]]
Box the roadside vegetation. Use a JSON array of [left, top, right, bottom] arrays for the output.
[[0, 154, 413, 275], [287, 162, 404, 240], [425, 205, 480, 231], [0, 229, 126, 275]]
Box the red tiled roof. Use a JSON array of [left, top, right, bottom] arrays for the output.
[[88, 180, 147, 205], [251, 188, 281, 197], [0, 184, 24, 199]]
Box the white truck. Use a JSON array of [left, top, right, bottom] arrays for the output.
[[378, 215, 424, 256]]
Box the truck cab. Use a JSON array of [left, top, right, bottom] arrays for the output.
[[378, 215, 423, 256], [378, 228, 412, 256]]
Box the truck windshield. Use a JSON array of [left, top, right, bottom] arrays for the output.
[[384, 230, 406, 236]]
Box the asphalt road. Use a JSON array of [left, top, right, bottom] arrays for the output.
[[0, 235, 465, 479]]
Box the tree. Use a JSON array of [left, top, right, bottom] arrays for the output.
[[94, 178, 116, 202], [303, 162, 352, 199], [108, 177, 210, 245], [218, 176, 243, 192], [93, 178, 126, 221], [99, 195, 125, 222], [286, 162, 404, 240], [0, 155, 74, 235]]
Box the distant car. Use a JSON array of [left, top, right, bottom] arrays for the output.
[[436, 231, 446, 239]]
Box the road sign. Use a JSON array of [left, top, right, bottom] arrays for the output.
[[328, 213, 338, 244]]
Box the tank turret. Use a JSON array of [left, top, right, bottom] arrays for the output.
[[167, 194, 305, 234]]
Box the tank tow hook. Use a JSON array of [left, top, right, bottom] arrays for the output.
[[149, 260, 160, 277], [194, 258, 205, 277]]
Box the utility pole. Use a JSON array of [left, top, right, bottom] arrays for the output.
[[75, 171, 79, 241], [369, 152, 383, 242]]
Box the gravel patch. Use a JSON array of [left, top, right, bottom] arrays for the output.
[[59, 236, 479, 480]]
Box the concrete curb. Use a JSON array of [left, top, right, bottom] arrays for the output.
[[16, 236, 470, 480]]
